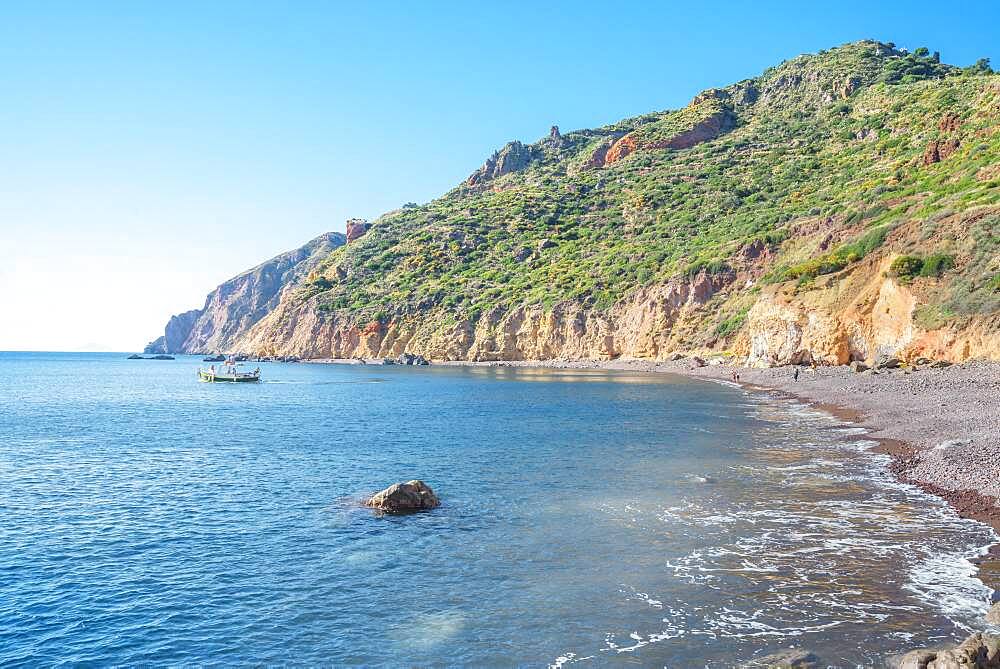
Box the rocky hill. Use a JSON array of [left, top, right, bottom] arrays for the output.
[[145, 232, 345, 354], [153, 41, 1000, 364]]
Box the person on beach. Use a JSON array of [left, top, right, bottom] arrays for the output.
[[794, 367, 800, 381]]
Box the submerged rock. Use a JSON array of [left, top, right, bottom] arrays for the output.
[[364, 480, 440, 514], [749, 648, 820, 668]]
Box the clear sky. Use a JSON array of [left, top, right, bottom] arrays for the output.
[[1, 1, 996, 351]]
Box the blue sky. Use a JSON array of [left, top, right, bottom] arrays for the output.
[[1, 1, 997, 351]]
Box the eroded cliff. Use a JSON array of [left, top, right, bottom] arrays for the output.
[[144, 232, 345, 354]]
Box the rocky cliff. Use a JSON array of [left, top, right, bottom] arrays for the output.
[[144, 309, 202, 355], [150, 41, 1000, 365], [144, 232, 345, 354]]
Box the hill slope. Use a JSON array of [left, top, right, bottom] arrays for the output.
[[145, 232, 345, 354], [170, 41, 1000, 363]]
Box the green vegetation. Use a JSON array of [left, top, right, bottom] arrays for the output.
[[291, 40, 998, 336], [890, 255, 925, 279], [782, 226, 891, 282], [919, 253, 955, 277], [715, 308, 749, 337]]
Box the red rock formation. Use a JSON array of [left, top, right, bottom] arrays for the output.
[[603, 110, 733, 166], [346, 218, 371, 243], [923, 113, 963, 165], [361, 320, 382, 336], [648, 111, 734, 151], [923, 138, 960, 165], [938, 113, 961, 133], [581, 135, 622, 169], [604, 134, 639, 165]]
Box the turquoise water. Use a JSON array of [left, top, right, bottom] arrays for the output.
[[0, 352, 995, 667]]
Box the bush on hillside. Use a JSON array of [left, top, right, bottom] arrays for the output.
[[918, 253, 955, 277], [889, 255, 924, 278], [889, 253, 955, 279]]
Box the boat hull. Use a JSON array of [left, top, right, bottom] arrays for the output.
[[198, 370, 260, 383]]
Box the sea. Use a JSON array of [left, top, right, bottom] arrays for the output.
[[0, 351, 995, 667]]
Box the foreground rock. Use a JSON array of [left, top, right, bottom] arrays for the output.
[[889, 632, 1000, 668], [364, 480, 440, 514], [747, 648, 820, 668]]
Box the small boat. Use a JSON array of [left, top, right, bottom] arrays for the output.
[[198, 360, 261, 383]]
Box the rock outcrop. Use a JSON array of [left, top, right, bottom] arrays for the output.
[[602, 108, 735, 166], [364, 480, 440, 514], [466, 140, 538, 186], [144, 309, 202, 354], [144, 231, 345, 354], [890, 632, 1000, 669], [923, 137, 960, 165], [345, 219, 371, 243]]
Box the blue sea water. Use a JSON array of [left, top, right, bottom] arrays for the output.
[[0, 351, 995, 667]]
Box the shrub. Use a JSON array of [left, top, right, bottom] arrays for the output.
[[890, 255, 924, 278], [714, 308, 749, 337], [782, 226, 890, 281], [918, 254, 955, 277], [889, 253, 954, 280], [683, 259, 730, 278]]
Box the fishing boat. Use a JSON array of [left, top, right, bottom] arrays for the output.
[[198, 359, 261, 383]]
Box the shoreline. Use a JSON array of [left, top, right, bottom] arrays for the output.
[[310, 355, 1000, 588], [430, 358, 1000, 527]]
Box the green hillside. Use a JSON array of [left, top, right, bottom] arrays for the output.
[[299, 41, 998, 343]]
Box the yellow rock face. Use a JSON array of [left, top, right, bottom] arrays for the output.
[[233, 257, 998, 366]]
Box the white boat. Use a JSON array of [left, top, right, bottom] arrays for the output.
[[198, 360, 260, 383]]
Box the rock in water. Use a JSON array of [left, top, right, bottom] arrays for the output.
[[365, 480, 440, 514], [749, 648, 820, 668], [888, 632, 1000, 669]]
